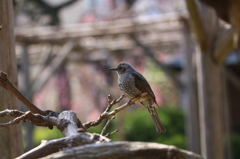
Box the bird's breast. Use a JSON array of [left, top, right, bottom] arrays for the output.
[[118, 73, 143, 99]]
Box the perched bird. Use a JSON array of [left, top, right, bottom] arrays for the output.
[[109, 61, 166, 133]]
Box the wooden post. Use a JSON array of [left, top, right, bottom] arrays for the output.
[[196, 48, 224, 159], [185, 1, 225, 159], [181, 19, 200, 154], [197, 4, 225, 159], [0, 0, 23, 158]]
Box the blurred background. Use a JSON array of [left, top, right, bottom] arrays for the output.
[[11, 0, 240, 159]]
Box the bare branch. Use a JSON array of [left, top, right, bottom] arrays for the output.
[[0, 110, 85, 135], [16, 133, 111, 159], [0, 111, 29, 127], [106, 94, 112, 111], [83, 93, 148, 129], [101, 116, 115, 136], [0, 109, 24, 117], [0, 111, 58, 128], [104, 129, 119, 137], [106, 94, 125, 112], [0, 71, 58, 117]]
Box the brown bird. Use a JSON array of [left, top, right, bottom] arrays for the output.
[[110, 61, 166, 133]]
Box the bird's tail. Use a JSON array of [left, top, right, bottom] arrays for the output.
[[147, 105, 166, 133]]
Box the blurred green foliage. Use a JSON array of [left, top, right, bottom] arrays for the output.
[[123, 106, 186, 149], [33, 126, 63, 147], [231, 132, 240, 159]]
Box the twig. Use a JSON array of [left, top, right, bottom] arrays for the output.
[[101, 116, 115, 136], [0, 109, 24, 117], [0, 71, 58, 117], [106, 95, 125, 112], [83, 92, 148, 129], [0, 111, 33, 127], [104, 129, 119, 137], [0, 111, 58, 127]]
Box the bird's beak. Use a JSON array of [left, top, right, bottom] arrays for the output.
[[109, 67, 117, 71]]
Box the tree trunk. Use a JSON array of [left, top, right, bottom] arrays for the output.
[[0, 0, 23, 158], [43, 142, 203, 159]]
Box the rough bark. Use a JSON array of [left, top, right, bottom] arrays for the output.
[[16, 133, 111, 159], [43, 141, 203, 159]]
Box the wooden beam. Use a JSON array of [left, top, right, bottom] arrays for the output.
[[78, 32, 182, 51], [15, 12, 184, 44], [213, 28, 233, 65]]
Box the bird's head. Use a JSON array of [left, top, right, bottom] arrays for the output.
[[109, 61, 134, 75]]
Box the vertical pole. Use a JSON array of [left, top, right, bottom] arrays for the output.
[[0, 0, 23, 158], [185, 0, 225, 158], [196, 48, 224, 159], [181, 19, 200, 154], [222, 68, 232, 159]]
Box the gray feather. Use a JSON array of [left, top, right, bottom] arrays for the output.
[[131, 72, 157, 104], [141, 100, 166, 133]]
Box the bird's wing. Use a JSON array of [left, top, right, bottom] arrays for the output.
[[131, 72, 157, 104]]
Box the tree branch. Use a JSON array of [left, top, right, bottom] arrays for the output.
[[42, 141, 204, 159], [100, 116, 118, 137], [83, 93, 147, 129], [0, 71, 58, 117], [16, 133, 111, 159], [104, 129, 119, 137], [0, 110, 85, 134], [0, 109, 24, 118]]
